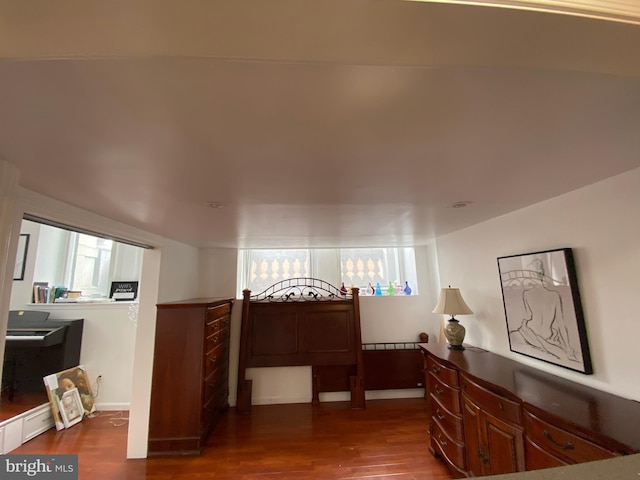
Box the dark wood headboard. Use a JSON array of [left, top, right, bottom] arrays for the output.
[[236, 278, 364, 412]]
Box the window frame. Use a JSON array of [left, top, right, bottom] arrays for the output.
[[25, 218, 144, 301], [237, 247, 419, 298]]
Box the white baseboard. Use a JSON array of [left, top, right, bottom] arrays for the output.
[[251, 395, 312, 405], [94, 402, 130, 411], [365, 389, 424, 400], [250, 389, 424, 406]]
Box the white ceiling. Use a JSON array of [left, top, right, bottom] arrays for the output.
[[1, 0, 639, 248]]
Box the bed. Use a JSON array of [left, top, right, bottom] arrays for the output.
[[236, 278, 365, 412]]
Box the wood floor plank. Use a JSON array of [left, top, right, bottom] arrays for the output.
[[11, 398, 453, 479]]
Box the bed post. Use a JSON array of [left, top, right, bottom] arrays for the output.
[[236, 288, 253, 413], [350, 287, 366, 409]]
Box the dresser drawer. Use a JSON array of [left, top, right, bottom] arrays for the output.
[[461, 373, 521, 425], [431, 395, 464, 441], [426, 355, 459, 388], [431, 416, 467, 471], [205, 318, 221, 337], [429, 373, 461, 414], [205, 315, 230, 338], [525, 436, 569, 470], [204, 343, 229, 378], [207, 303, 230, 321], [202, 385, 229, 430], [205, 328, 225, 353], [524, 410, 619, 464], [214, 383, 229, 409], [203, 371, 221, 404], [203, 374, 215, 405], [218, 315, 230, 332]]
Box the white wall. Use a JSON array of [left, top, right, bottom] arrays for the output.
[[156, 239, 200, 303], [434, 167, 640, 401], [198, 247, 238, 298]]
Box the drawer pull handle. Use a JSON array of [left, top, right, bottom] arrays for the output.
[[434, 385, 444, 395], [437, 433, 448, 447], [478, 450, 489, 464], [498, 402, 504, 411], [435, 409, 445, 420], [211, 356, 217, 364], [543, 430, 575, 450], [432, 365, 441, 374]]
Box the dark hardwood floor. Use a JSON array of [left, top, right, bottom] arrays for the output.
[[11, 398, 453, 479]]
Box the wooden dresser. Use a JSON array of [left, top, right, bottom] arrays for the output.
[[420, 343, 640, 478], [148, 298, 234, 456]]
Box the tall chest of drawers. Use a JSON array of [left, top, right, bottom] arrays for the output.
[[421, 343, 640, 478], [148, 298, 234, 456], [426, 353, 467, 476]]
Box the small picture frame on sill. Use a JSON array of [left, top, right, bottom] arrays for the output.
[[109, 281, 139, 301]]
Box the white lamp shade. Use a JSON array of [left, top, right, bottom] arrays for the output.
[[432, 288, 473, 315]]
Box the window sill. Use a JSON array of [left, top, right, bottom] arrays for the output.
[[25, 301, 138, 309]]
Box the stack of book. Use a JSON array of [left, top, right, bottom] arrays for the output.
[[32, 283, 72, 303]]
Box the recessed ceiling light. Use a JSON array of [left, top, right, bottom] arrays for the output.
[[206, 201, 224, 209], [448, 201, 472, 209]]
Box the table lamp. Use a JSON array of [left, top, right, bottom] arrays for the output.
[[432, 286, 474, 350]]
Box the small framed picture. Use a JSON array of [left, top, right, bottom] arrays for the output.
[[109, 281, 139, 301], [497, 248, 592, 374], [44, 365, 95, 430], [58, 388, 84, 428]]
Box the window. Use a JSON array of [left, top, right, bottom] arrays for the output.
[[340, 247, 418, 295], [238, 247, 418, 297], [65, 233, 113, 298], [239, 249, 310, 295], [27, 219, 144, 300]]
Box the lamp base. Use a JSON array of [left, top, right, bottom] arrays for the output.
[[444, 317, 466, 350]]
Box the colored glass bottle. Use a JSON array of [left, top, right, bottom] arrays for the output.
[[387, 281, 395, 295], [375, 282, 382, 296], [368, 282, 375, 295], [403, 281, 412, 295], [340, 282, 348, 295]]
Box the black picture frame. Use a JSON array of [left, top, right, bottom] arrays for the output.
[[497, 248, 592, 374], [109, 281, 139, 301], [13, 233, 30, 281]]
